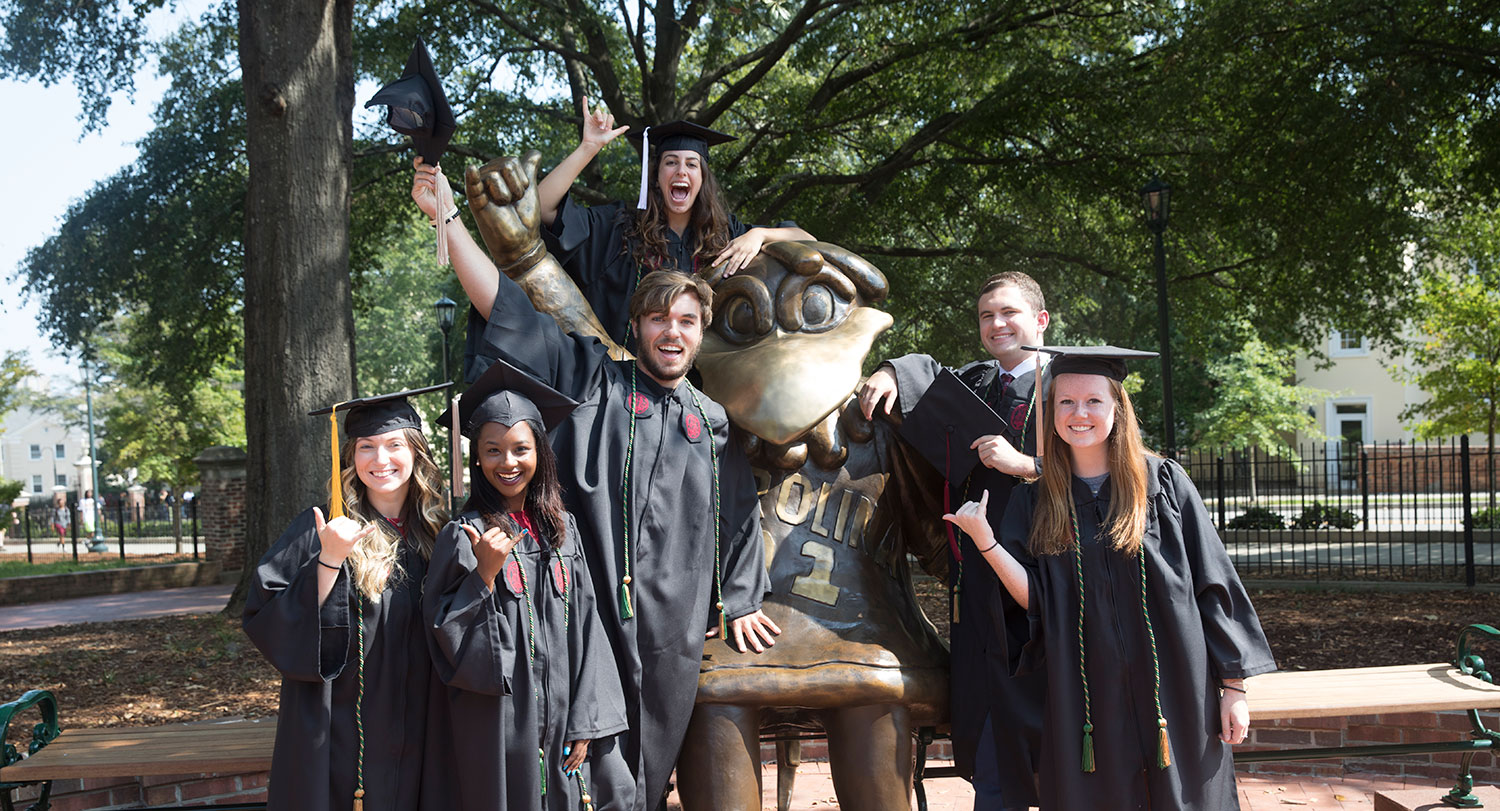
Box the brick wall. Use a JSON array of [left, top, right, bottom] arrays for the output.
[[1236, 711, 1500, 784], [0, 561, 222, 607], [194, 446, 247, 573], [6, 771, 268, 811]]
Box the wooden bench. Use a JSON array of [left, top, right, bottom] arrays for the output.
[[0, 706, 273, 811], [914, 623, 1500, 811]]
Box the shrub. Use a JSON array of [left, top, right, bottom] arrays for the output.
[[1228, 506, 1285, 530], [1292, 501, 1359, 529], [1473, 507, 1498, 529]]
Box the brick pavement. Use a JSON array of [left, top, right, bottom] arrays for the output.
[[662, 765, 1459, 810]]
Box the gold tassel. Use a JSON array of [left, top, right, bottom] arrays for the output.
[[1081, 723, 1096, 773], [352, 789, 364, 811], [1157, 718, 1172, 768], [951, 584, 961, 624], [329, 409, 344, 519], [620, 580, 634, 619], [717, 601, 729, 640], [582, 794, 594, 811]]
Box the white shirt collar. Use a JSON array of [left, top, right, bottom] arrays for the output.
[[998, 355, 1039, 378]]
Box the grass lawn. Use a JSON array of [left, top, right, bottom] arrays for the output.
[[0, 555, 196, 579]]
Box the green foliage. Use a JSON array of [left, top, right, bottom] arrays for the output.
[[0, 350, 37, 428], [93, 320, 246, 488], [1473, 506, 1498, 529], [13, 5, 244, 401], [5, 0, 1500, 444], [1227, 506, 1286, 530], [352, 224, 463, 398], [0, 477, 23, 526], [1194, 332, 1328, 458], [1292, 501, 1359, 530], [1400, 211, 1500, 447]]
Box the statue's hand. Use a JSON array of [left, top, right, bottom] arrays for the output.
[[465, 151, 544, 276]]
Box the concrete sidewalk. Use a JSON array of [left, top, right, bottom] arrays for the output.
[[0, 583, 233, 631]]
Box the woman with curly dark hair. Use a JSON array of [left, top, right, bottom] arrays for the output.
[[530, 103, 813, 349]]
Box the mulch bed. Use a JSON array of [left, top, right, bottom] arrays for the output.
[[0, 587, 1495, 729]]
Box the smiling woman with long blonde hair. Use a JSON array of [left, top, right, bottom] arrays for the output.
[[943, 347, 1276, 811], [243, 387, 450, 811]]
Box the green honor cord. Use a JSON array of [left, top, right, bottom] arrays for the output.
[[1070, 501, 1171, 773], [620, 366, 725, 632]]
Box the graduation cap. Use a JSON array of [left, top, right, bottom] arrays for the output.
[[364, 38, 456, 166], [1023, 345, 1158, 382], [899, 368, 1009, 487], [632, 120, 737, 209], [308, 382, 453, 519], [438, 356, 580, 440]]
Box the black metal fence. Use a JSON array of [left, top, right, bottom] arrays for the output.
[[1179, 437, 1497, 585], [3, 497, 200, 566]]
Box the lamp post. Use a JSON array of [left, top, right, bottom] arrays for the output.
[[82, 353, 108, 551], [1141, 176, 1175, 457], [434, 296, 457, 384]]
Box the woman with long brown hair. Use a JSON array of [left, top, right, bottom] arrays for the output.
[[243, 385, 450, 811], [943, 347, 1276, 811], [413, 103, 813, 351]]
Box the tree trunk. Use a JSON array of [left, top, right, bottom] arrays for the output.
[[227, 0, 356, 616]]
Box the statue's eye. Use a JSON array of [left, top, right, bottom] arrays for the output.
[[801, 284, 833, 326], [712, 276, 774, 345], [776, 269, 853, 334], [729, 299, 761, 337]]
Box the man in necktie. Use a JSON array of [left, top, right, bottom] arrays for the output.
[[857, 271, 1051, 811]]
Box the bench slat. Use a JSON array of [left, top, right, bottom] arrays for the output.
[[1247, 664, 1500, 719], [0, 718, 276, 781]]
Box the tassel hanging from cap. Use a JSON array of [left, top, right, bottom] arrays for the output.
[[329, 407, 345, 520], [434, 170, 455, 266], [635, 126, 652, 209], [1080, 723, 1096, 773], [1157, 717, 1172, 768]]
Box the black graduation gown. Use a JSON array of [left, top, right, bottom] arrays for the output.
[[242, 508, 438, 811], [424, 509, 630, 811], [886, 353, 1045, 801], [999, 457, 1278, 811], [541, 194, 751, 348], [466, 267, 771, 811]]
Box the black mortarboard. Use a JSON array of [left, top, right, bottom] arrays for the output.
[[364, 38, 456, 166], [631, 120, 736, 209], [309, 382, 452, 520], [899, 368, 1009, 486], [308, 383, 453, 437], [1024, 345, 1158, 382], [438, 357, 579, 440], [628, 120, 737, 158]]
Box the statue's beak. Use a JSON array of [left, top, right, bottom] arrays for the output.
[[697, 307, 892, 445]]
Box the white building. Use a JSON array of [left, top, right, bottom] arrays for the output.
[[0, 408, 88, 501]]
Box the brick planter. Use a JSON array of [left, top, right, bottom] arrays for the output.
[[6, 771, 268, 811], [1236, 711, 1500, 783], [0, 561, 222, 607]]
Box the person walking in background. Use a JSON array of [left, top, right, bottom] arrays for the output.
[[50, 492, 70, 549], [79, 489, 97, 536]]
